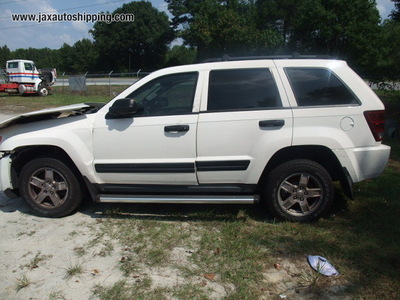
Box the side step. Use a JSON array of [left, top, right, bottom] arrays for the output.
[[97, 194, 258, 204]]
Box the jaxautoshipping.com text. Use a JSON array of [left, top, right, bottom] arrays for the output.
[[11, 12, 134, 24]]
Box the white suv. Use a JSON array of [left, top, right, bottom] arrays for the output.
[[0, 57, 391, 221]]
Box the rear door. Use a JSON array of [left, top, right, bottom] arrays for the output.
[[196, 64, 293, 186]]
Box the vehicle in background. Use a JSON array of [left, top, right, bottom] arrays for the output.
[[0, 59, 56, 96]]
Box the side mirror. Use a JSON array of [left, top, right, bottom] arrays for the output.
[[106, 98, 138, 119]]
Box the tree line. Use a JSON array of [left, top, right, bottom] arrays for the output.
[[0, 0, 399, 81]]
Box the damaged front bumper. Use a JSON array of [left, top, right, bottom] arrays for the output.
[[0, 153, 18, 198]]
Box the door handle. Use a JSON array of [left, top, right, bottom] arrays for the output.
[[259, 120, 285, 128], [164, 125, 190, 132]]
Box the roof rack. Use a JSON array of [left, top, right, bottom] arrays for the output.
[[201, 53, 332, 63]]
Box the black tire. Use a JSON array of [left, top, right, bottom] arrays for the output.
[[19, 158, 83, 217], [264, 159, 334, 222]]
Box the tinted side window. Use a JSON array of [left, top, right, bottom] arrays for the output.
[[285, 68, 359, 106], [127, 72, 198, 116], [24, 63, 33, 71], [208, 69, 282, 111], [7, 62, 19, 68]]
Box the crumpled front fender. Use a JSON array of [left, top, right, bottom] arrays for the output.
[[0, 154, 14, 193]]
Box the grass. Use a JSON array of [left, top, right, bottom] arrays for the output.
[[15, 274, 31, 292], [73, 247, 86, 257], [0, 85, 128, 113], [88, 156, 399, 298], [2, 88, 399, 299], [87, 141, 400, 297], [108, 219, 196, 276], [24, 251, 50, 270], [92, 279, 157, 300], [96, 240, 115, 257], [64, 262, 84, 279], [48, 291, 66, 300]]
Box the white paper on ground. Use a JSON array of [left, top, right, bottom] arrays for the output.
[[307, 255, 339, 276]]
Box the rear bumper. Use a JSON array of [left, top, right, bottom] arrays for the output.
[[334, 144, 391, 183]]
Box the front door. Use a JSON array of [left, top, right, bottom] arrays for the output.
[[92, 72, 200, 186]]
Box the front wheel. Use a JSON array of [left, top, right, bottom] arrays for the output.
[[264, 159, 334, 222], [37, 84, 49, 96], [19, 158, 83, 217]]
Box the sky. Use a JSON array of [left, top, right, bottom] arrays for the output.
[[0, 0, 396, 51]]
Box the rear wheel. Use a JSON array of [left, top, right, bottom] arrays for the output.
[[19, 158, 82, 217], [264, 159, 334, 222]]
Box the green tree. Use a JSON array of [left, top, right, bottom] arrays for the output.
[[57, 43, 75, 73], [91, 1, 174, 71], [0, 45, 11, 69], [375, 20, 400, 80], [57, 39, 98, 73], [256, 0, 303, 51], [256, 0, 381, 74], [165, 45, 197, 66], [301, 0, 380, 74], [10, 47, 58, 69], [391, 0, 400, 21], [377, 0, 400, 80], [167, 0, 282, 60], [71, 39, 98, 73]]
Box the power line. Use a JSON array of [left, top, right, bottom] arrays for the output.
[[0, 0, 29, 5], [0, 22, 62, 31]]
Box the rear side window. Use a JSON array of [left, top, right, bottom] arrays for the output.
[[208, 68, 282, 111], [285, 68, 359, 106], [7, 62, 18, 68]]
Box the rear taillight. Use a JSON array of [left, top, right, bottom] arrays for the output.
[[364, 110, 385, 142]]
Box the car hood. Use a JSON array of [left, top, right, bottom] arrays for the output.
[[0, 103, 104, 129]]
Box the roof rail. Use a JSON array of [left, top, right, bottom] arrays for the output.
[[201, 53, 332, 63]]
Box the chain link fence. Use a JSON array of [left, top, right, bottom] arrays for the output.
[[53, 71, 151, 97]]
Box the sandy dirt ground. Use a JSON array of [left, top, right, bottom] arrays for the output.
[[0, 192, 127, 300], [0, 196, 350, 300], [0, 194, 244, 300]]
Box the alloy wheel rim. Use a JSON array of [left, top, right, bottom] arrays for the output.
[[27, 167, 69, 208], [277, 173, 323, 217]]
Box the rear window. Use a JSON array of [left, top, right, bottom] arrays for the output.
[[285, 68, 359, 106], [208, 68, 282, 111]]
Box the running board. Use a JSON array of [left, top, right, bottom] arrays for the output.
[[97, 194, 258, 204]]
